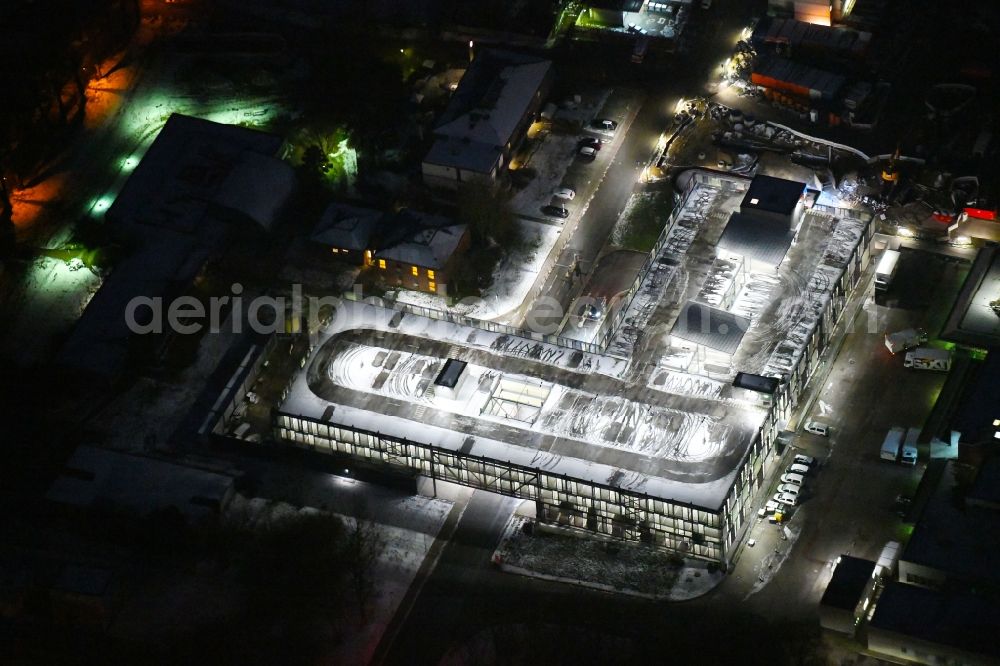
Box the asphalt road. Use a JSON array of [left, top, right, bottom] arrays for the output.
[[518, 0, 756, 332], [378, 490, 522, 665]]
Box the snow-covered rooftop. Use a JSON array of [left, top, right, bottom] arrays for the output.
[[375, 223, 468, 269], [108, 113, 291, 236], [424, 49, 551, 174], [311, 203, 381, 251], [277, 300, 767, 509]]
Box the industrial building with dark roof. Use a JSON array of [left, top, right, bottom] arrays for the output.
[[740, 174, 807, 220], [868, 582, 1000, 664]]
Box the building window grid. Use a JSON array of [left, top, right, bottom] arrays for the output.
[[279, 416, 735, 561]]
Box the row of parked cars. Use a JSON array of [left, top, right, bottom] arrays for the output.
[[761, 453, 816, 516], [540, 119, 618, 220]]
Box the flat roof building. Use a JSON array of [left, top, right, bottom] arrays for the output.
[[899, 459, 1000, 592], [820, 555, 877, 634], [941, 244, 1000, 349], [46, 445, 235, 524], [868, 582, 1000, 666], [740, 174, 807, 225], [261, 168, 875, 566]]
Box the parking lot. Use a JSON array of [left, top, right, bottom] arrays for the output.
[[727, 248, 967, 619]]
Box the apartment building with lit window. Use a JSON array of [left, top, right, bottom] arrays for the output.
[[422, 49, 552, 189], [372, 210, 469, 296], [310, 205, 470, 295]]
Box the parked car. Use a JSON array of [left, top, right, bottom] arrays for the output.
[[578, 137, 602, 150], [541, 205, 569, 219], [778, 483, 801, 496], [589, 118, 617, 132], [804, 421, 829, 437], [578, 145, 598, 161], [793, 453, 815, 466], [773, 492, 798, 507], [780, 472, 805, 486], [553, 187, 576, 200], [788, 463, 810, 475]]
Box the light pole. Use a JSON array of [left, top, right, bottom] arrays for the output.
[[468, 40, 474, 62]]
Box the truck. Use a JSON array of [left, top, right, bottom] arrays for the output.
[[901, 427, 919, 466], [885, 328, 927, 354], [874, 250, 901, 292], [904, 346, 952, 371], [881, 426, 905, 462]]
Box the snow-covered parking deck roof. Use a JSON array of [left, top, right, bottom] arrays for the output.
[[277, 301, 767, 510]]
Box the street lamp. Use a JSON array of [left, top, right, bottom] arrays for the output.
[[469, 40, 474, 62]]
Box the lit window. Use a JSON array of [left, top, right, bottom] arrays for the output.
[[427, 269, 436, 280], [428, 281, 436, 292], [378, 259, 386, 269], [411, 265, 418, 276], [750, 198, 759, 205]]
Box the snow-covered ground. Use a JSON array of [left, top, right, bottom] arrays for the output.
[[394, 218, 560, 321], [223, 492, 452, 665], [96, 313, 243, 453], [494, 516, 724, 601], [2, 50, 292, 368], [0, 257, 102, 366], [743, 523, 801, 600], [510, 134, 581, 219]]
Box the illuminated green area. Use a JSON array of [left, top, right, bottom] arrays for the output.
[[575, 9, 609, 29], [894, 522, 915, 542], [552, 4, 580, 37], [925, 384, 942, 410], [967, 346, 988, 360], [288, 126, 358, 190]]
